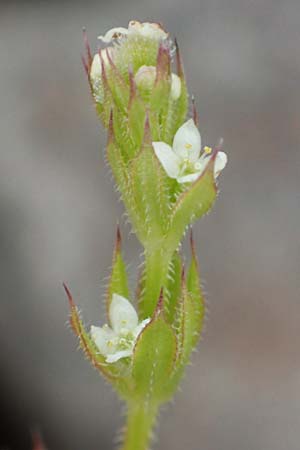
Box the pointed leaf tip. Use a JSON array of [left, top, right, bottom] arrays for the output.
[[175, 38, 184, 78], [156, 41, 171, 81], [154, 288, 164, 318], [108, 109, 114, 141], [82, 27, 92, 65], [190, 229, 197, 259], [191, 96, 199, 127], [143, 111, 152, 143], [181, 264, 186, 283], [128, 66, 137, 100], [115, 225, 122, 252], [63, 282, 75, 308]]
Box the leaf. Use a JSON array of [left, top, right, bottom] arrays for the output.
[[106, 118, 147, 244], [129, 118, 170, 243], [174, 263, 203, 369], [132, 294, 177, 402], [166, 153, 218, 253], [127, 79, 146, 158], [164, 252, 182, 325], [63, 284, 119, 381], [186, 231, 205, 342], [106, 227, 130, 321]]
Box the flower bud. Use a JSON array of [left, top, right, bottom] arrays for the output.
[[134, 65, 181, 101]]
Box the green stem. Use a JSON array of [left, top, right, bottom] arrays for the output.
[[121, 402, 158, 450], [140, 247, 172, 318]]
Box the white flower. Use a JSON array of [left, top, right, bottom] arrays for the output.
[[152, 119, 227, 183], [134, 65, 181, 100], [90, 294, 150, 363], [98, 20, 168, 43]]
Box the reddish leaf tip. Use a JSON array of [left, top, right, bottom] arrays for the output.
[[115, 225, 122, 252], [63, 282, 75, 307], [82, 27, 92, 65], [108, 109, 114, 141], [154, 288, 164, 317], [181, 264, 186, 282], [175, 38, 184, 78], [190, 229, 197, 261], [191, 96, 199, 127]]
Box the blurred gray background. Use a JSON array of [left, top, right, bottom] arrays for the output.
[[0, 0, 299, 449]]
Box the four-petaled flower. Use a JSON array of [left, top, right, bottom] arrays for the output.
[[91, 294, 150, 363], [98, 20, 168, 43], [152, 119, 228, 183]]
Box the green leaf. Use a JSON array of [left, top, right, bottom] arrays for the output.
[[106, 227, 130, 320], [174, 263, 203, 369], [166, 155, 218, 253], [106, 122, 147, 244], [127, 88, 146, 158], [132, 298, 177, 402], [164, 252, 182, 325], [63, 283, 119, 382], [186, 232, 205, 341], [129, 120, 170, 243]]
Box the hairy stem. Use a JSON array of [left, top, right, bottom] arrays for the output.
[[121, 402, 158, 450], [140, 246, 172, 318]]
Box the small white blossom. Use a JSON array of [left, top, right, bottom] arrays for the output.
[[134, 65, 181, 100], [98, 20, 168, 43], [152, 119, 227, 183], [91, 294, 150, 363]]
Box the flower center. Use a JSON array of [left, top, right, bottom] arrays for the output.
[[116, 329, 135, 351]]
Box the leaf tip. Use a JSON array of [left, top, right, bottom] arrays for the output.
[[63, 282, 75, 308]]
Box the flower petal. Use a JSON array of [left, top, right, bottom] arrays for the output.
[[214, 151, 228, 177], [173, 119, 201, 162], [109, 294, 138, 333], [90, 54, 102, 80], [133, 318, 151, 339], [106, 349, 133, 363], [98, 27, 128, 43], [90, 325, 117, 356], [128, 21, 168, 40], [152, 142, 181, 178], [177, 172, 202, 184]]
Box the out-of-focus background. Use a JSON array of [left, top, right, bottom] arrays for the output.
[[1, 0, 299, 449]]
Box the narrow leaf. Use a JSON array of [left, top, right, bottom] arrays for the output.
[[106, 227, 130, 320]]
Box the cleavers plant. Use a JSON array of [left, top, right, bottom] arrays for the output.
[[64, 20, 227, 450]]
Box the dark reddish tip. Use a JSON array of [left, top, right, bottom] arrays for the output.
[[142, 111, 152, 144], [82, 27, 92, 65], [181, 264, 186, 283], [175, 38, 184, 78], [153, 288, 164, 319], [191, 95, 199, 127], [190, 229, 197, 260], [156, 41, 171, 82], [115, 225, 122, 252], [108, 109, 114, 141], [128, 66, 137, 101], [63, 282, 74, 307]]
